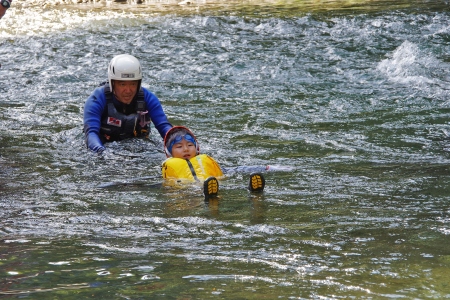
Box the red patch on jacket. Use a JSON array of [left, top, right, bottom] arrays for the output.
[[107, 117, 122, 127]]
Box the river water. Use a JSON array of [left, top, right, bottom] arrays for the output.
[[1, 0, 450, 298]]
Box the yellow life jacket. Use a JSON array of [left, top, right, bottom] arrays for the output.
[[162, 154, 223, 183]]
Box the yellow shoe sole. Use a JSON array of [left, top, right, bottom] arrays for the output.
[[204, 177, 219, 199], [249, 173, 265, 192]]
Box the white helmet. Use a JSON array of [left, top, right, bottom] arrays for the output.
[[108, 54, 142, 88]]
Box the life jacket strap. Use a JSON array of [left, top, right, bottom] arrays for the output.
[[185, 159, 200, 182]]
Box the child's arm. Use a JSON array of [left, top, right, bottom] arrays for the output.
[[221, 165, 294, 175]]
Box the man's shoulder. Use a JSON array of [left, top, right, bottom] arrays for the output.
[[86, 85, 107, 104], [87, 84, 106, 95], [141, 87, 158, 99]]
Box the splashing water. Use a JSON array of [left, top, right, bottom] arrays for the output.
[[1, 1, 450, 299]]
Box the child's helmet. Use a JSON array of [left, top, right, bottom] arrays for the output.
[[164, 126, 200, 158]]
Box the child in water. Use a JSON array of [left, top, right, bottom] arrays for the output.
[[162, 126, 265, 200]]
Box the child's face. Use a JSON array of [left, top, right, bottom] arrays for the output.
[[171, 138, 197, 159]]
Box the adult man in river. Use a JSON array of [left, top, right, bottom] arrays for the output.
[[83, 54, 172, 153], [0, 0, 12, 20]]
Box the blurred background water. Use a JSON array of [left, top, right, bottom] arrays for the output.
[[1, 0, 450, 298]]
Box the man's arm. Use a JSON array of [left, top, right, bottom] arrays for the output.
[[83, 87, 107, 153], [143, 89, 172, 139]]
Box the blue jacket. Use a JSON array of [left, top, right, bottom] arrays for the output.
[[83, 85, 172, 153]]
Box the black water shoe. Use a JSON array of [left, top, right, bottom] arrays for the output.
[[248, 173, 265, 192], [203, 176, 219, 200]]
